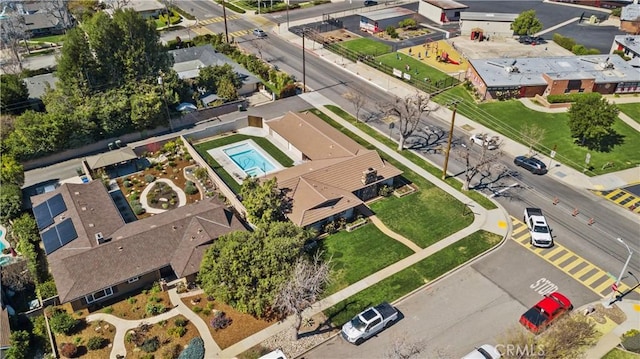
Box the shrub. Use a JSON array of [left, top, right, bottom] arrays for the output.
[[124, 180, 132, 187], [553, 33, 575, 50], [398, 18, 417, 29], [151, 282, 162, 293], [174, 318, 188, 327], [178, 337, 205, 359], [49, 309, 80, 335], [547, 92, 600, 103], [378, 185, 394, 197], [210, 311, 232, 330], [102, 306, 114, 314], [128, 297, 138, 305], [386, 26, 397, 37], [133, 205, 146, 215], [60, 343, 78, 358], [37, 279, 58, 299], [163, 343, 183, 359], [148, 295, 161, 303], [168, 161, 177, 167], [130, 192, 139, 201], [202, 308, 211, 316], [185, 184, 198, 195], [146, 303, 166, 315], [87, 336, 107, 350], [192, 306, 202, 313], [141, 336, 160, 353], [168, 325, 187, 338], [145, 174, 156, 183]]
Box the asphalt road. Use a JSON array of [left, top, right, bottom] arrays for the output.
[[302, 240, 599, 359]]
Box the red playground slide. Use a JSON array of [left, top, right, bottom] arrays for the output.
[[447, 58, 460, 65]]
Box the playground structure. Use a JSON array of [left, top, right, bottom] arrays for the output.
[[438, 51, 459, 65], [398, 39, 467, 74]]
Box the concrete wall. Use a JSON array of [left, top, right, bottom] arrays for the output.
[[263, 122, 304, 161], [419, 2, 443, 23], [460, 20, 513, 38]]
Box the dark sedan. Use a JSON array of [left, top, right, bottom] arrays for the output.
[[514, 156, 548, 175]]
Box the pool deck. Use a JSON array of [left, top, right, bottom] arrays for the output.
[[205, 127, 296, 184]]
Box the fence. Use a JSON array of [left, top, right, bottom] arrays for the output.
[[324, 42, 461, 95]]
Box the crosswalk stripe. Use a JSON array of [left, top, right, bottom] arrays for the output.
[[605, 189, 623, 199], [574, 265, 596, 279], [511, 224, 528, 236], [554, 252, 575, 266], [544, 246, 565, 259], [585, 273, 608, 287], [594, 278, 615, 294]]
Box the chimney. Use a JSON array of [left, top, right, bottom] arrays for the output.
[[361, 167, 378, 185]]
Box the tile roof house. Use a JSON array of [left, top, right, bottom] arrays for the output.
[[32, 180, 246, 310], [263, 112, 402, 228], [169, 45, 261, 97]]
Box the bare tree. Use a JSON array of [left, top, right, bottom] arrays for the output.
[[496, 325, 538, 359], [456, 135, 504, 191], [273, 252, 331, 340], [520, 123, 546, 156], [540, 313, 600, 358], [385, 335, 425, 359], [378, 92, 433, 151], [43, 0, 73, 33], [343, 89, 367, 122], [0, 11, 29, 74], [104, 0, 131, 10]]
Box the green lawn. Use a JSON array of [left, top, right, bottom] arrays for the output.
[[193, 134, 294, 192], [602, 348, 640, 359], [617, 103, 640, 124], [28, 34, 65, 44], [376, 52, 452, 84], [434, 87, 640, 175], [339, 38, 392, 57], [309, 108, 475, 248], [323, 230, 501, 327], [324, 105, 497, 210], [320, 224, 414, 295]]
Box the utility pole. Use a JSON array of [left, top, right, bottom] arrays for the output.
[[286, 0, 290, 29], [222, 0, 229, 43], [302, 29, 306, 93], [442, 100, 461, 179]]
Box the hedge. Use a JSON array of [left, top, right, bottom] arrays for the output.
[[546, 92, 601, 103], [178, 337, 205, 359]]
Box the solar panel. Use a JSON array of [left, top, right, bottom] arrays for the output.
[[47, 194, 67, 218], [42, 228, 61, 254], [57, 218, 77, 246], [34, 203, 53, 229]]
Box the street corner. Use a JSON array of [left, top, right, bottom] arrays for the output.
[[579, 302, 628, 335]]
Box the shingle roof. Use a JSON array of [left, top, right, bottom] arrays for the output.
[[265, 112, 402, 227], [265, 111, 364, 160], [470, 55, 640, 88], [37, 182, 245, 303], [169, 45, 260, 85]]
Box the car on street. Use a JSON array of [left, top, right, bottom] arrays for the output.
[[519, 292, 572, 334], [253, 29, 267, 38], [462, 344, 502, 359], [514, 156, 548, 175], [341, 302, 398, 345], [469, 133, 499, 150], [364, 0, 378, 6]]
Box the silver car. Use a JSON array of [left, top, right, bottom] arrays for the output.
[[253, 29, 267, 38]]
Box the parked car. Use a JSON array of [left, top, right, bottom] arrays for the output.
[[341, 302, 398, 345], [364, 0, 378, 6], [462, 344, 502, 359], [518, 35, 545, 45], [519, 292, 572, 334], [253, 29, 267, 38], [469, 133, 499, 150], [514, 156, 547, 175]]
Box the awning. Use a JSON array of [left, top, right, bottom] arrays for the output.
[[85, 147, 137, 170]]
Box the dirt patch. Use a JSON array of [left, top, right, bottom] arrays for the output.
[[375, 27, 431, 41], [316, 29, 361, 43], [123, 315, 199, 359], [52, 310, 116, 359], [180, 294, 275, 349]]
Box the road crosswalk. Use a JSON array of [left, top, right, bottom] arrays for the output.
[[198, 15, 240, 25], [593, 187, 640, 214], [511, 217, 640, 298]]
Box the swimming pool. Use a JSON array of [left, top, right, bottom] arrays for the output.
[[222, 142, 277, 177], [0, 229, 5, 252]]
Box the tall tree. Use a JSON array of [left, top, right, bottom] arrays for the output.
[[520, 123, 546, 156], [43, 0, 73, 33], [457, 136, 504, 191], [8, 111, 65, 160], [55, 27, 98, 98], [198, 221, 311, 317], [511, 10, 543, 36], [567, 93, 619, 150], [540, 313, 600, 358], [130, 85, 164, 130], [216, 77, 239, 101], [1, 154, 25, 187], [83, 12, 127, 87], [8, 213, 38, 246], [378, 92, 433, 151], [6, 330, 30, 359], [197, 64, 241, 94], [385, 336, 426, 359], [273, 253, 331, 340], [343, 89, 367, 122], [0, 183, 23, 223], [240, 177, 285, 227], [0, 74, 30, 115]]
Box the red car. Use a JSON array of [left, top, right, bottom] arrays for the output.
[[519, 292, 573, 334]]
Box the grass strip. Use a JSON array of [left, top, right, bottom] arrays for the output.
[[323, 105, 497, 210], [617, 103, 640, 125], [323, 230, 501, 327]]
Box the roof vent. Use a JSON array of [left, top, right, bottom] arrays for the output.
[[96, 232, 109, 245], [172, 226, 177, 230], [74, 191, 80, 195], [88, 223, 94, 228], [198, 229, 203, 233], [118, 246, 123, 251], [81, 206, 87, 211], [598, 62, 614, 70]]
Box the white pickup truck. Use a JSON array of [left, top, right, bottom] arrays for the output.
[[341, 302, 398, 345], [524, 208, 553, 247]]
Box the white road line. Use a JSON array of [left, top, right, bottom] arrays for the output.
[[490, 182, 519, 198]]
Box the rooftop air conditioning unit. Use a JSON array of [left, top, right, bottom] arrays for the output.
[[95, 232, 109, 245]]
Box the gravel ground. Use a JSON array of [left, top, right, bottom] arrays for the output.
[[260, 313, 339, 358]]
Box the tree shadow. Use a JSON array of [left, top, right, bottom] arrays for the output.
[[577, 131, 624, 153]]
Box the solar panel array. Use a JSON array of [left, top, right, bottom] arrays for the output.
[[34, 194, 67, 230], [42, 218, 78, 255]]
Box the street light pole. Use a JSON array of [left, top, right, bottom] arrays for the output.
[[302, 29, 306, 93], [608, 271, 640, 306], [286, 0, 290, 29], [615, 237, 633, 290], [442, 100, 461, 180], [157, 74, 173, 132]]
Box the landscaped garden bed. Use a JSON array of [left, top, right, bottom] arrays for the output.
[[180, 294, 274, 349], [123, 316, 199, 359], [49, 307, 116, 359], [393, 183, 417, 197], [147, 181, 180, 210]]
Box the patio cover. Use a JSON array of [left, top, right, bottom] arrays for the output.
[[85, 147, 137, 170]]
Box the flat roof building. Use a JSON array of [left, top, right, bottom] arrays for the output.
[[418, 0, 468, 24], [459, 12, 519, 39], [611, 35, 640, 67], [359, 7, 415, 34]]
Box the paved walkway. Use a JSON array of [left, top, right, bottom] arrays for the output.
[[139, 178, 187, 214], [369, 215, 422, 253]]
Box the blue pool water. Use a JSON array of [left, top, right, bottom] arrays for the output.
[[223, 143, 276, 177], [0, 229, 5, 252]]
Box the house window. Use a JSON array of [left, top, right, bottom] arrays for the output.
[[578, 89, 585, 93], [85, 287, 113, 304], [127, 276, 140, 283]]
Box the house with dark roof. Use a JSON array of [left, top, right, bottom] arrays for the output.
[[31, 180, 246, 310], [263, 112, 402, 229], [169, 44, 261, 97], [466, 55, 640, 100], [9, 0, 74, 36]]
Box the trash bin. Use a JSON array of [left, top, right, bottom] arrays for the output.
[[238, 104, 244, 112]]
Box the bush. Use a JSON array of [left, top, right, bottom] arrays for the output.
[[611, 7, 621, 17], [128, 297, 138, 304], [202, 308, 211, 316], [141, 336, 160, 353], [124, 180, 132, 187], [398, 18, 417, 29], [133, 205, 146, 215], [102, 306, 114, 314], [178, 337, 205, 359], [553, 33, 576, 51], [547, 92, 600, 103], [175, 318, 188, 327], [185, 184, 198, 195], [87, 336, 107, 350], [145, 174, 156, 183], [60, 342, 78, 358], [146, 303, 166, 315], [386, 26, 397, 38], [210, 311, 232, 330], [37, 279, 58, 299], [163, 343, 183, 359], [49, 309, 80, 335], [168, 325, 187, 338], [130, 192, 139, 201], [192, 306, 202, 314]]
